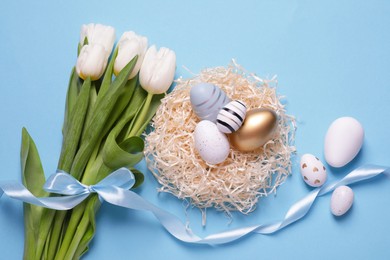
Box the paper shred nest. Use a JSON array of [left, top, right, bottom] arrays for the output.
[[145, 61, 296, 214]]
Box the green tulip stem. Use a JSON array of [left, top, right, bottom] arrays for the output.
[[54, 203, 87, 260], [64, 195, 100, 259], [54, 145, 101, 259], [46, 212, 66, 259], [35, 210, 56, 260], [128, 92, 153, 137], [63, 203, 92, 259]]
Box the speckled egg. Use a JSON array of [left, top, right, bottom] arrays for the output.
[[190, 83, 230, 122], [216, 100, 247, 134], [194, 120, 230, 164], [300, 154, 327, 187], [331, 186, 354, 216]]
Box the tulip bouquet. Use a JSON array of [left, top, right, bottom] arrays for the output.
[[21, 23, 176, 259]]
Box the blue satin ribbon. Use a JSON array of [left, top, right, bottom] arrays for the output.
[[0, 165, 389, 245]]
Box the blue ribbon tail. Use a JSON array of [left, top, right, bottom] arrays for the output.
[[94, 164, 390, 245]]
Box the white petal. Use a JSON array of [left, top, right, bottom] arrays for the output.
[[114, 32, 148, 79], [80, 23, 115, 58], [76, 44, 107, 80], [139, 46, 176, 94]]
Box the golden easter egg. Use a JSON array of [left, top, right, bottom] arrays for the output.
[[230, 108, 278, 151]]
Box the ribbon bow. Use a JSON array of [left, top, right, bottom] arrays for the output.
[[0, 168, 135, 210]]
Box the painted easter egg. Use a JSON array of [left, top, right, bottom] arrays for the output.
[[230, 108, 277, 151], [324, 117, 364, 168], [194, 120, 230, 164], [300, 154, 327, 187], [216, 100, 247, 134], [190, 83, 230, 122], [331, 186, 354, 216]]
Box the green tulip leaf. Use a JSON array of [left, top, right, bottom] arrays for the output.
[[129, 167, 144, 189], [58, 77, 91, 172], [70, 56, 138, 180], [77, 37, 89, 56], [103, 132, 144, 170], [135, 93, 164, 136], [128, 81, 148, 108], [100, 77, 138, 139], [62, 67, 81, 136], [123, 83, 148, 137], [99, 47, 118, 99], [21, 128, 47, 259], [81, 82, 98, 140], [92, 54, 136, 119]]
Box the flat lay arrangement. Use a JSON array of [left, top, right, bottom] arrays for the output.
[[1, 1, 389, 260]]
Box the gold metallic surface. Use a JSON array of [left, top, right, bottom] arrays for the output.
[[230, 108, 277, 151]]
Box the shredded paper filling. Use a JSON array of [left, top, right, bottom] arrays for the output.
[[145, 61, 296, 215]]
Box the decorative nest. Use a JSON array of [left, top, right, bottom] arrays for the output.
[[144, 61, 296, 215]]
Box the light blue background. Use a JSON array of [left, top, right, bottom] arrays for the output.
[[1, 0, 390, 259]]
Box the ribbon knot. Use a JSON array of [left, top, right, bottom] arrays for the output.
[[87, 185, 96, 194], [43, 167, 135, 197]]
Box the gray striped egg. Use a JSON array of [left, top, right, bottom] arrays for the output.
[[190, 83, 230, 122], [216, 100, 247, 134]]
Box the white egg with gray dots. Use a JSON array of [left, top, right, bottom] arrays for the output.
[[194, 120, 230, 164], [331, 186, 354, 216], [190, 83, 230, 122], [216, 100, 247, 134]]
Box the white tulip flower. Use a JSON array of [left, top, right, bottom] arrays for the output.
[[139, 45, 176, 94], [76, 44, 107, 81], [114, 31, 148, 79], [127, 45, 176, 137], [80, 23, 115, 58]]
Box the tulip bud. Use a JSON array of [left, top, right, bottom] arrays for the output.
[[76, 44, 107, 81], [114, 31, 148, 79], [80, 23, 115, 59], [139, 45, 176, 94]]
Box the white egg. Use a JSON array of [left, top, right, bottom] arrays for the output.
[[300, 154, 327, 187], [194, 120, 230, 164], [330, 186, 354, 216], [324, 117, 364, 168], [216, 100, 247, 134], [190, 83, 230, 122]]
